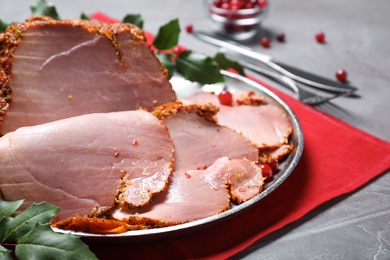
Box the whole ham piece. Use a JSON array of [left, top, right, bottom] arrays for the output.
[[0, 16, 176, 136], [0, 110, 174, 220]]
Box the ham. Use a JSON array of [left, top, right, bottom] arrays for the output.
[[0, 16, 176, 136], [153, 102, 259, 174], [186, 91, 293, 150], [107, 103, 262, 227], [111, 157, 264, 226], [0, 110, 174, 220]]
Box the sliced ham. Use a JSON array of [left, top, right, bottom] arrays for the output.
[[106, 103, 262, 227], [0, 110, 174, 220], [154, 102, 259, 174], [186, 91, 293, 149], [111, 157, 264, 226], [0, 16, 176, 136]]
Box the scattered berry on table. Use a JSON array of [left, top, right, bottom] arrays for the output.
[[336, 68, 348, 82], [315, 32, 326, 43], [276, 33, 285, 42], [260, 37, 271, 48], [185, 24, 193, 33]]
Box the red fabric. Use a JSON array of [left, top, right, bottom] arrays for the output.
[[87, 12, 390, 259]]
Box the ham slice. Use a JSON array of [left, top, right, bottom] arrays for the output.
[[111, 157, 264, 226], [186, 91, 293, 150], [154, 102, 259, 174], [0, 110, 174, 220], [0, 16, 176, 136]]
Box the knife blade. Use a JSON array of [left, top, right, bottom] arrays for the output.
[[192, 31, 358, 93]]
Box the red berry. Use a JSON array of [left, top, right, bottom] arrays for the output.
[[243, 2, 255, 9], [185, 24, 193, 33], [218, 90, 233, 106], [259, 163, 273, 179], [172, 45, 185, 56], [336, 69, 348, 82], [315, 32, 325, 43], [276, 33, 285, 42], [258, 0, 267, 8], [260, 37, 271, 48], [266, 158, 279, 173]]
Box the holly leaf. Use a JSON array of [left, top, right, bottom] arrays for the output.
[[0, 245, 12, 260], [80, 13, 91, 20], [0, 202, 60, 242], [122, 14, 143, 29], [0, 199, 24, 221], [155, 53, 175, 79], [30, 0, 60, 20], [0, 19, 11, 32], [15, 222, 97, 260], [153, 19, 180, 51], [176, 50, 224, 84], [214, 52, 246, 76]]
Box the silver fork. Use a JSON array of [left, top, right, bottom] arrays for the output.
[[237, 59, 352, 105]]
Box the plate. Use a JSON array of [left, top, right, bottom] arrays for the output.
[[55, 70, 304, 241]]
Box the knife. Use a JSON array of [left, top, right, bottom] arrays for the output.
[[192, 31, 358, 93]]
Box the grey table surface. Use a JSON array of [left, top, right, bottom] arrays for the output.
[[1, 0, 390, 259]]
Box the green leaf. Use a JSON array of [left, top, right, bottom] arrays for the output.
[[176, 50, 225, 84], [30, 0, 60, 20], [80, 13, 91, 20], [15, 222, 97, 260], [0, 199, 24, 220], [214, 52, 246, 76], [153, 19, 180, 51], [155, 53, 175, 79], [0, 19, 11, 32], [0, 245, 12, 260], [0, 202, 60, 242], [122, 14, 143, 29]]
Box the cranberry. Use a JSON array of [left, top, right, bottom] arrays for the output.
[[213, 0, 266, 10], [266, 158, 279, 173], [260, 37, 271, 48], [243, 2, 255, 9], [259, 163, 273, 179], [315, 32, 326, 43], [258, 0, 267, 8], [172, 45, 185, 56], [336, 69, 348, 82], [185, 24, 193, 33], [276, 33, 285, 42], [218, 90, 233, 106]]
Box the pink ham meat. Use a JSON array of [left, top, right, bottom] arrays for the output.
[[0, 110, 174, 220], [0, 17, 176, 136], [112, 157, 263, 226], [109, 103, 262, 227], [186, 91, 293, 150], [154, 102, 259, 174]]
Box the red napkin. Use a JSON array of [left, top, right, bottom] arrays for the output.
[[87, 13, 390, 259]]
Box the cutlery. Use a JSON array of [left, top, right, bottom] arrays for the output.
[[192, 31, 358, 94], [235, 59, 352, 105]]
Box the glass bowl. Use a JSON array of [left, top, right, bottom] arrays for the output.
[[204, 0, 269, 40]]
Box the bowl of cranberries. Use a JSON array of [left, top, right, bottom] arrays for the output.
[[205, 0, 269, 40]]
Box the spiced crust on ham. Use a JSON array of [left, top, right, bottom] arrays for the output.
[[153, 100, 219, 123], [0, 16, 176, 135]]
